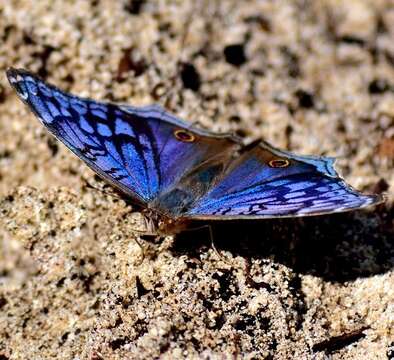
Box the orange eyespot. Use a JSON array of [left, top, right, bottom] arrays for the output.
[[268, 158, 290, 168], [174, 129, 195, 142]]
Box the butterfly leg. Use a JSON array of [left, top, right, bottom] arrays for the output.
[[181, 224, 232, 265], [207, 225, 233, 265]]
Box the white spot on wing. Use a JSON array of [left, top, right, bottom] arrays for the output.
[[8, 76, 17, 84]]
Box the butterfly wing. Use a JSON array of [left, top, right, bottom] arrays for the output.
[[8, 68, 381, 219], [7, 68, 240, 208], [187, 141, 382, 219]]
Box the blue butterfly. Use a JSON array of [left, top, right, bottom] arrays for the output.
[[6, 68, 383, 234]]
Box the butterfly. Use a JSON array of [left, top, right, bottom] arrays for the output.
[[6, 68, 383, 234]]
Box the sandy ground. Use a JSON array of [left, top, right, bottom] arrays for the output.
[[0, 0, 393, 359]]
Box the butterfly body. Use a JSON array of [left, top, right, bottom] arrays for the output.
[[6, 68, 383, 235]]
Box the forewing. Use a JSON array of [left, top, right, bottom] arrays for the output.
[[7, 68, 240, 206], [188, 141, 382, 218]]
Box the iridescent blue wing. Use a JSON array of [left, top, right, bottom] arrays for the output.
[[8, 68, 382, 219], [187, 141, 382, 218], [6, 68, 239, 207]]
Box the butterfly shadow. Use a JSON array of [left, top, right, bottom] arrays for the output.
[[172, 204, 394, 283]]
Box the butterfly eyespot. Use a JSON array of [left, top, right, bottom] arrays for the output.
[[268, 158, 290, 168], [174, 129, 195, 142]]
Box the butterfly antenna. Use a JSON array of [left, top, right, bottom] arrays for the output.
[[182, 224, 232, 265]]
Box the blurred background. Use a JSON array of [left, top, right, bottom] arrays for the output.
[[0, 1, 393, 359]]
